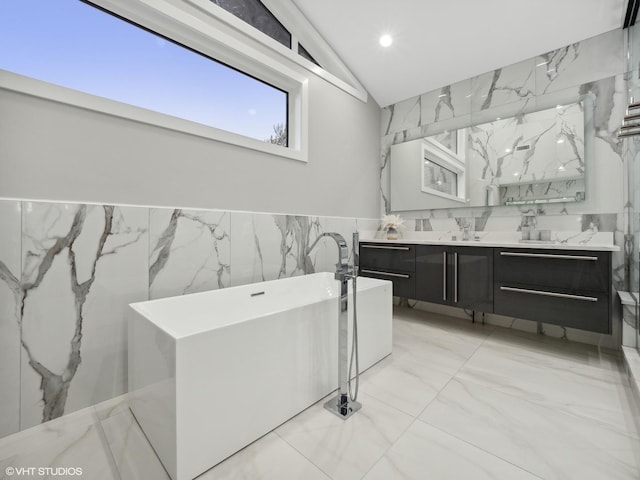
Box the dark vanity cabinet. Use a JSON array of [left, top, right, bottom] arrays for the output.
[[358, 241, 613, 334], [493, 248, 612, 334], [415, 246, 493, 312], [359, 243, 416, 298]]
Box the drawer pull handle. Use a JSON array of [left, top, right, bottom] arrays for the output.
[[443, 251, 447, 301], [361, 245, 411, 251], [361, 269, 410, 279], [499, 252, 598, 261], [499, 286, 598, 302], [454, 251, 458, 303]]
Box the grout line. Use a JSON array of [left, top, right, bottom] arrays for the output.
[[448, 338, 640, 442], [127, 407, 173, 479], [412, 317, 493, 420], [357, 415, 419, 480], [419, 420, 546, 480], [273, 425, 336, 480], [400, 316, 547, 479], [17, 201, 23, 434], [91, 408, 122, 480]]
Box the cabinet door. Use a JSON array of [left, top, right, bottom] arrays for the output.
[[415, 245, 450, 305], [452, 247, 493, 312]]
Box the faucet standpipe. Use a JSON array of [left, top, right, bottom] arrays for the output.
[[307, 232, 362, 420]]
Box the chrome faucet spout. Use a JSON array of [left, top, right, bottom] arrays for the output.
[[308, 232, 350, 278]]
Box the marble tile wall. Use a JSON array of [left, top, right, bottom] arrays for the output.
[[382, 28, 630, 347], [0, 197, 377, 440], [0, 201, 21, 440], [626, 23, 640, 348]]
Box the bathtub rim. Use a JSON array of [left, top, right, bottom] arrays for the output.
[[129, 273, 392, 339]]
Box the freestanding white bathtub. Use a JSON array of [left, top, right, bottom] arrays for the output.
[[128, 272, 392, 480]]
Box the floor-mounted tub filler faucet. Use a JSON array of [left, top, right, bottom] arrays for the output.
[[307, 232, 361, 419]]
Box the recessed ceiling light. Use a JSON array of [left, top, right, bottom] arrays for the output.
[[379, 34, 393, 47]]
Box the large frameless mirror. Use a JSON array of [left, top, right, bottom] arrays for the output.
[[390, 98, 590, 211]]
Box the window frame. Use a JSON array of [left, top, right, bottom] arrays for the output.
[[0, 0, 309, 162], [421, 138, 466, 203]]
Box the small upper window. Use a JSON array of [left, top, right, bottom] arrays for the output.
[[210, 0, 322, 68], [0, 0, 288, 145], [210, 0, 291, 48], [298, 44, 321, 67]]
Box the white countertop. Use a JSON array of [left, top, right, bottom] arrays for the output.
[[359, 231, 619, 252]]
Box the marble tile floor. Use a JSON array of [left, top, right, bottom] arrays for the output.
[[1, 307, 639, 480]]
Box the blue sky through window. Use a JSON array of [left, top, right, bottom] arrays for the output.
[[0, 0, 288, 143]]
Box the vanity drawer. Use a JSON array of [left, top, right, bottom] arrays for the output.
[[359, 269, 416, 299], [494, 248, 610, 292], [359, 243, 416, 273], [494, 282, 611, 334]]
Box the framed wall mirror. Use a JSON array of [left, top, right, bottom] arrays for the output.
[[390, 97, 591, 211]]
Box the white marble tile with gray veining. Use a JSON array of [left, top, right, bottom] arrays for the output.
[[392, 310, 491, 374], [0, 200, 22, 439], [471, 59, 536, 112], [0, 406, 117, 480], [100, 407, 170, 480], [359, 351, 452, 417], [621, 303, 637, 348], [536, 29, 625, 95], [467, 101, 585, 189], [420, 377, 640, 479], [230, 212, 325, 286], [363, 420, 541, 480], [457, 338, 636, 439], [19, 202, 148, 431], [275, 392, 414, 480], [199, 432, 330, 480], [384, 95, 422, 134], [149, 208, 230, 300], [420, 79, 472, 125], [468, 96, 537, 127]]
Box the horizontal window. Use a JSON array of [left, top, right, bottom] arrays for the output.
[[0, 0, 290, 147]]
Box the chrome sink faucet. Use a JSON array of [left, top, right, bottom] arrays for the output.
[[462, 223, 471, 241]]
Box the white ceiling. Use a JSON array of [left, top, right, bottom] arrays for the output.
[[291, 0, 627, 107]]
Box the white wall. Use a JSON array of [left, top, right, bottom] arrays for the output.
[[0, 73, 381, 218]]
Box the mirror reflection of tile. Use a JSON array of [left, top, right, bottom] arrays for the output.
[[391, 99, 587, 210]]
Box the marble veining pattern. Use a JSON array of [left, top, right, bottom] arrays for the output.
[[230, 213, 325, 286], [0, 201, 22, 439], [19, 203, 148, 430], [381, 27, 629, 350], [0, 197, 379, 441], [471, 59, 536, 112], [535, 29, 624, 95], [149, 208, 230, 299], [1, 307, 638, 479]]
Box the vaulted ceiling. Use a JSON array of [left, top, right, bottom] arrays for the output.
[[292, 0, 628, 107]]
